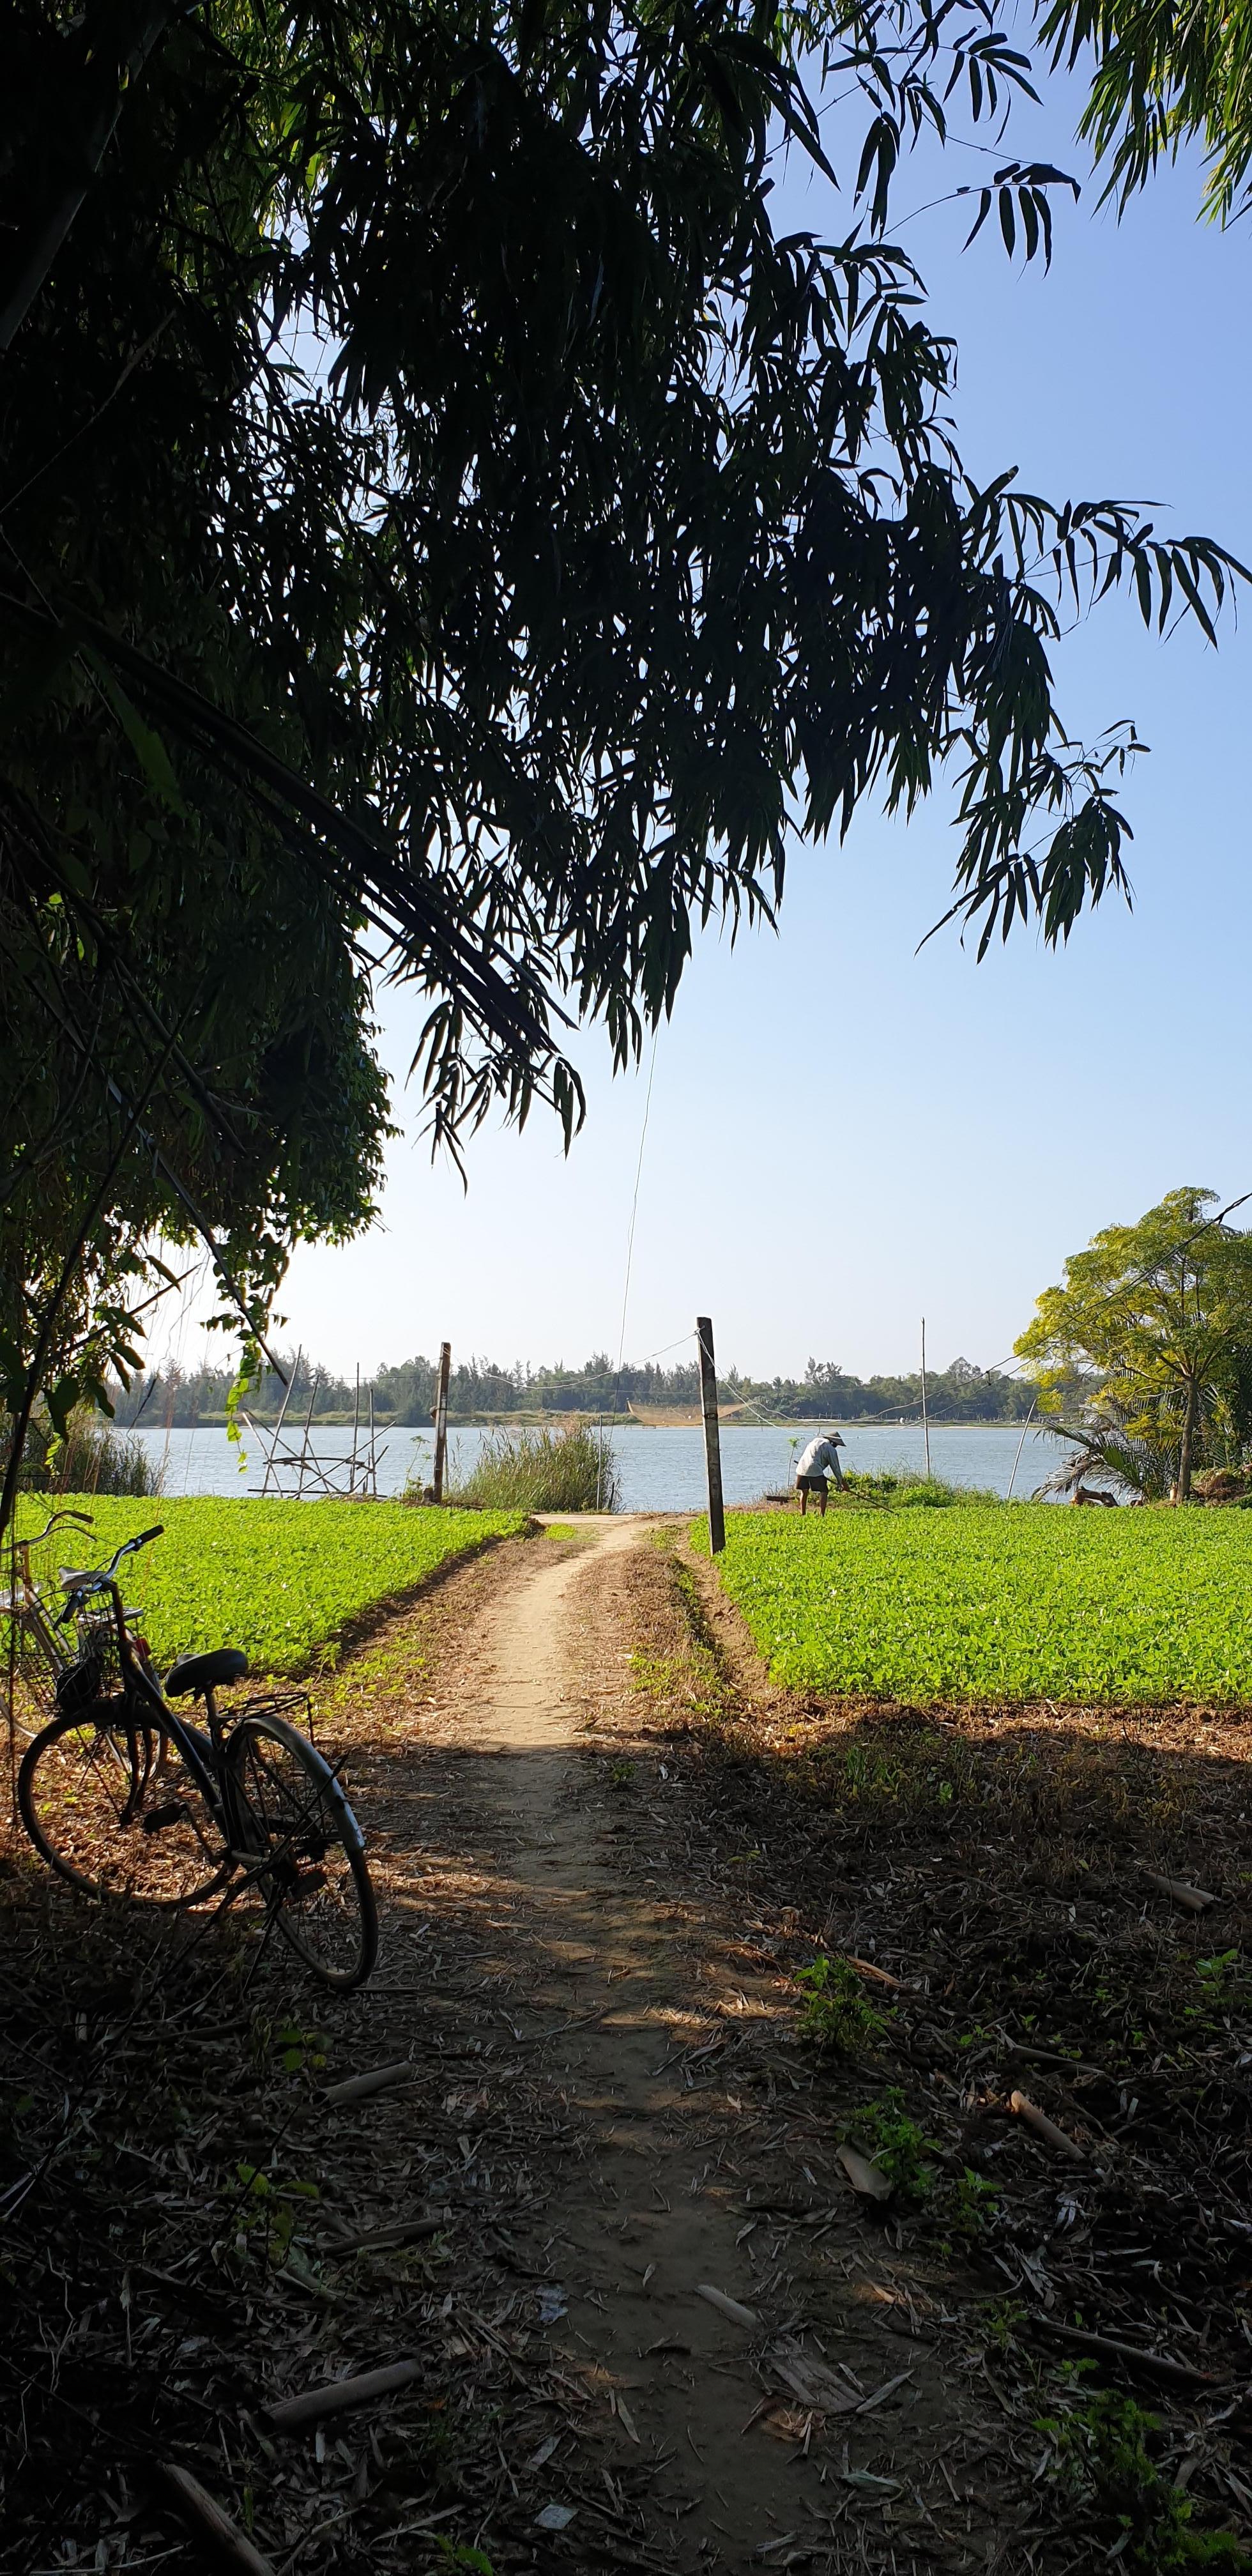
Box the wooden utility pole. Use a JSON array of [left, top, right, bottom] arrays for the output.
[[920, 1317, 931, 1478], [696, 1315, 726, 1555], [432, 1342, 452, 1503]]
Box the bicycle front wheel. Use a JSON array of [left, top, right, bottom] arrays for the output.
[[228, 1714, 377, 1991], [19, 1707, 230, 1906]]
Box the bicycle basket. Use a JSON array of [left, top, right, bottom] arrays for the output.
[[55, 1607, 121, 1715]]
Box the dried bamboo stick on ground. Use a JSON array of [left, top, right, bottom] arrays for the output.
[[265, 2358, 421, 2432], [843, 1954, 903, 1989], [1143, 1871, 1219, 1913], [326, 2211, 450, 2252], [695, 2283, 758, 2327], [151, 2462, 277, 2576], [1009, 2090, 1087, 2161], [322, 2060, 415, 2106], [1032, 2318, 1223, 2389]]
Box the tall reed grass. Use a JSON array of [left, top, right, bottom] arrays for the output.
[[423, 1423, 620, 1514], [51, 1414, 163, 1497]]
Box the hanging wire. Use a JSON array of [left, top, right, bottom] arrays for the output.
[[613, 1027, 659, 1403], [597, 1030, 660, 1508], [637, 1330, 698, 1365]]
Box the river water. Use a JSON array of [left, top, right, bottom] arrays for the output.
[[129, 1420, 1073, 1510]]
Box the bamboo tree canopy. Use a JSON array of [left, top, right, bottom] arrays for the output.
[[0, 0, 1244, 1469]]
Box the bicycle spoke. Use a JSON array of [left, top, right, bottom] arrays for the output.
[[19, 1711, 229, 1907], [229, 1715, 376, 1990]]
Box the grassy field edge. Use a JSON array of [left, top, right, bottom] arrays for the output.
[[10, 1493, 533, 1677], [694, 1504, 1252, 1707]]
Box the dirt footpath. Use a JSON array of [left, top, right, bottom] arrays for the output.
[[5, 1514, 1250, 2576], [324, 1520, 1020, 2574]]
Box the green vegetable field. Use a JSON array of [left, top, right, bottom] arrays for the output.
[[706, 1507, 1252, 1703], [11, 1496, 526, 1675]]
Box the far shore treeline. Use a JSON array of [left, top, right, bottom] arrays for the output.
[[110, 1352, 1034, 1430]]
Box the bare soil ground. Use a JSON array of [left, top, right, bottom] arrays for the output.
[[3, 1517, 1251, 2576]]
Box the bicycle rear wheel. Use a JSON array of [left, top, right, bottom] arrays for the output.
[[228, 1713, 377, 1990], [19, 1706, 230, 1906]]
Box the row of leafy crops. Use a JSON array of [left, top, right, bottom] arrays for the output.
[[705, 1508, 1252, 1703], [11, 1496, 526, 1675]]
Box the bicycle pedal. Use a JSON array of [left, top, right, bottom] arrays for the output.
[[141, 1800, 191, 1833]]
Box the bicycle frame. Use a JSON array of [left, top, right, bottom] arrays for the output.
[[55, 1531, 245, 1847], [17, 1521, 376, 1982], [64, 1547, 323, 1877]]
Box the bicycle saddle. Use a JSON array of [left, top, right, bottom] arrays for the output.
[[164, 1647, 250, 1698]]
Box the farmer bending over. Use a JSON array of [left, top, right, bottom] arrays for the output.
[[794, 1431, 845, 1515]]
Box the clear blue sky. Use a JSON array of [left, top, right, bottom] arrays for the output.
[[189, 63, 1252, 1388]]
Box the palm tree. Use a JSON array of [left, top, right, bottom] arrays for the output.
[[1033, 1397, 1176, 1503]]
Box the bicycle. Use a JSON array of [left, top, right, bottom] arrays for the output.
[[1, 1505, 96, 1725], [12, 1522, 378, 1990]]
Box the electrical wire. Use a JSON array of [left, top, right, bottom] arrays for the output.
[[598, 1031, 660, 1505], [613, 1026, 659, 1403]]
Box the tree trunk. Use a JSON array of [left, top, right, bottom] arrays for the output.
[[1175, 1377, 1200, 1505]]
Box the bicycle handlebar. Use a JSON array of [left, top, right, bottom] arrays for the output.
[[99, 1525, 164, 1582], [58, 1523, 165, 1601], [125, 1525, 164, 1558], [15, 1508, 95, 1554]]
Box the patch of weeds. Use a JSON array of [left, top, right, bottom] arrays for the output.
[[630, 1649, 687, 1696], [835, 1471, 1001, 1510], [986, 2297, 1026, 2352], [671, 1553, 722, 1659], [949, 2166, 1002, 2241], [436, 2544, 495, 2574], [1036, 2380, 1251, 2570], [955, 2021, 997, 2052], [316, 1620, 438, 1734], [844, 2085, 937, 2201], [544, 1522, 579, 1542], [608, 1758, 636, 1791], [633, 1547, 739, 1724], [229, 2163, 321, 2271], [247, 2012, 327, 2078], [795, 1955, 887, 2053], [1194, 1951, 1245, 2014], [273, 2023, 328, 2076], [412, 2409, 457, 2477], [831, 1730, 973, 1822]]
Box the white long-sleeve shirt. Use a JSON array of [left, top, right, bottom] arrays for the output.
[[795, 1436, 844, 1482]]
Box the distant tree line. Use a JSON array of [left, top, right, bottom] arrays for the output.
[[111, 1349, 1033, 1428]]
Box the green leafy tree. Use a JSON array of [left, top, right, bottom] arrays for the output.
[[1039, 0, 1252, 225], [1015, 1190, 1252, 1501], [1, 0, 1244, 1538]]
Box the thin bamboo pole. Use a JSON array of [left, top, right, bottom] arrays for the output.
[[261, 1346, 302, 1497], [1005, 1398, 1038, 1503], [295, 1376, 319, 1501], [920, 1318, 931, 1478]]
